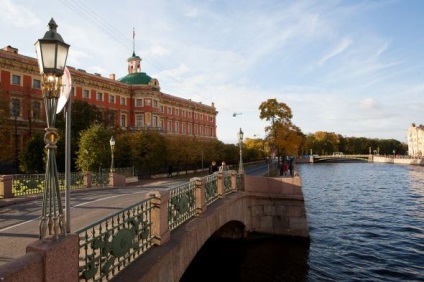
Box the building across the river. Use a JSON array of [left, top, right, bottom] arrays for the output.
[[0, 45, 218, 164], [406, 123, 424, 156]]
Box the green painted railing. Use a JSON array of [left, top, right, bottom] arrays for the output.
[[223, 171, 232, 194], [91, 172, 110, 187], [204, 174, 219, 205], [168, 180, 197, 231], [76, 172, 240, 281], [76, 197, 154, 281], [12, 172, 85, 197]]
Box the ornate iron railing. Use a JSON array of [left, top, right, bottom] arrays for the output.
[[76, 197, 154, 281], [168, 180, 197, 231], [223, 171, 232, 194], [236, 174, 242, 190], [204, 174, 218, 205], [12, 172, 84, 197], [75, 171, 240, 281], [91, 172, 109, 187]]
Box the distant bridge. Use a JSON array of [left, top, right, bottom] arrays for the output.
[[312, 154, 371, 163]]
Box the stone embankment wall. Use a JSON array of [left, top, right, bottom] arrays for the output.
[[372, 156, 424, 165]]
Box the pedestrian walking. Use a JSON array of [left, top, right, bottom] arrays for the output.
[[219, 161, 228, 172], [209, 161, 219, 174]]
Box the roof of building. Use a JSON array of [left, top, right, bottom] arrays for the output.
[[118, 72, 152, 85]]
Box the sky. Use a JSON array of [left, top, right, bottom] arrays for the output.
[[2, 0, 424, 144]]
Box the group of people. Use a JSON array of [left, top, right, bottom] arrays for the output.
[[280, 159, 294, 177], [208, 161, 228, 174]]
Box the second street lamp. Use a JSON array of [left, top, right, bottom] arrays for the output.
[[35, 18, 70, 240], [110, 136, 115, 173], [238, 127, 244, 174]]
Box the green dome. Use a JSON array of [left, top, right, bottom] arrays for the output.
[[118, 72, 152, 85]]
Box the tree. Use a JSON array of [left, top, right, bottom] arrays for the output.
[[76, 124, 113, 172], [19, 132, 45, 173], [259, 98, 293, 131], [259, 98, 302, 161], [56, 100, 105, 172]]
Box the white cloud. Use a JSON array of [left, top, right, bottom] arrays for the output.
[[360, 98, 379, 110], [0, 0, 41, 27], [319, 37, 352, 66]]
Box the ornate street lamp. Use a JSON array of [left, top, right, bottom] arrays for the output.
[[238, 127, 244, 174], [35, 18, 70, 240], [110, 136, 115, 173]]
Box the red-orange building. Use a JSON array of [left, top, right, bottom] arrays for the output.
[[0, 45, 218, 165]]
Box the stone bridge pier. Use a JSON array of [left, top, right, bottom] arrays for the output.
[[112, 175, 309, 282]]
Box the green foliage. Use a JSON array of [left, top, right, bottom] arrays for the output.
[[19, 132, 45, 173], [76, 124, 114, 172], [131, 130, 167, 174], [300, 132, 407, 155]]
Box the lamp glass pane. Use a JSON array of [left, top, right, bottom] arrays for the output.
[[34, 41, 44, 73], [56, 44, 69, 71], [40, 43, 56, 69]]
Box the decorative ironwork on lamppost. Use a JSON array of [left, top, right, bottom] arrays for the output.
[[238, 127, 244, 174], [110, 136, 115, 173], [35, 18, 70, 240]]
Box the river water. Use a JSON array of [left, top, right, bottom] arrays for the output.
[[180, 163, 424, 281]]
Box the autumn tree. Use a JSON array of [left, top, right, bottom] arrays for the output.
[[259, 98, 303, 162]]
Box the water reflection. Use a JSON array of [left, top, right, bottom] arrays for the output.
[[181, 163, 424, 281]]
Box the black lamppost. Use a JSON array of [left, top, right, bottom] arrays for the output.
[[35, 18, 70, 239], [238, 128, 244, 174], [110, 136, 115, 173], [11, 100, 20, 172]]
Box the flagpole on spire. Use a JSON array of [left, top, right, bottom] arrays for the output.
[[132, 27, 135, 55]]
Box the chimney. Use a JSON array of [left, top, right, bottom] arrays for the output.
[[109, 74, 116, 80], [2, 45, 18, 54]]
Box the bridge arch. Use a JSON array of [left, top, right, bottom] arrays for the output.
[[113, 175, 308, 282]]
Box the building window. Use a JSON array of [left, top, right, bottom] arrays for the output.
[[160, 119, 164, 129], [70, 87, 75, 96], [10, 99, 20, 117], [153, 100, 158, 107], [120, 97, 126, 105], [175, 121, 179, 133], [188, 124, 192, 134], [175, 109, 179, 116], [145, 99, 151, 106], [182, 110, 186, 117], [167, 120, 171, 132], [83, 89, 90, 99], [12, 75, 21, 85], [167, 107, 172, 114], [209, 116, 214, 122], [136, 99, 143, 107], [32, 101, 41, 119], [32, 79, 41, 89], [160, 106, 164, 113], [96, 92, 103, 101], [153, 116, 158, 127], [136, 115, 143, 127], [182, 123, 186, 134], [120, 114, 126, 127], [109, 95, 115, 103]]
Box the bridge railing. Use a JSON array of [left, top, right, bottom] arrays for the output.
[[316, 154, 370, 158], [75, 170, 241, 281], [77, 197, 155, 281]]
